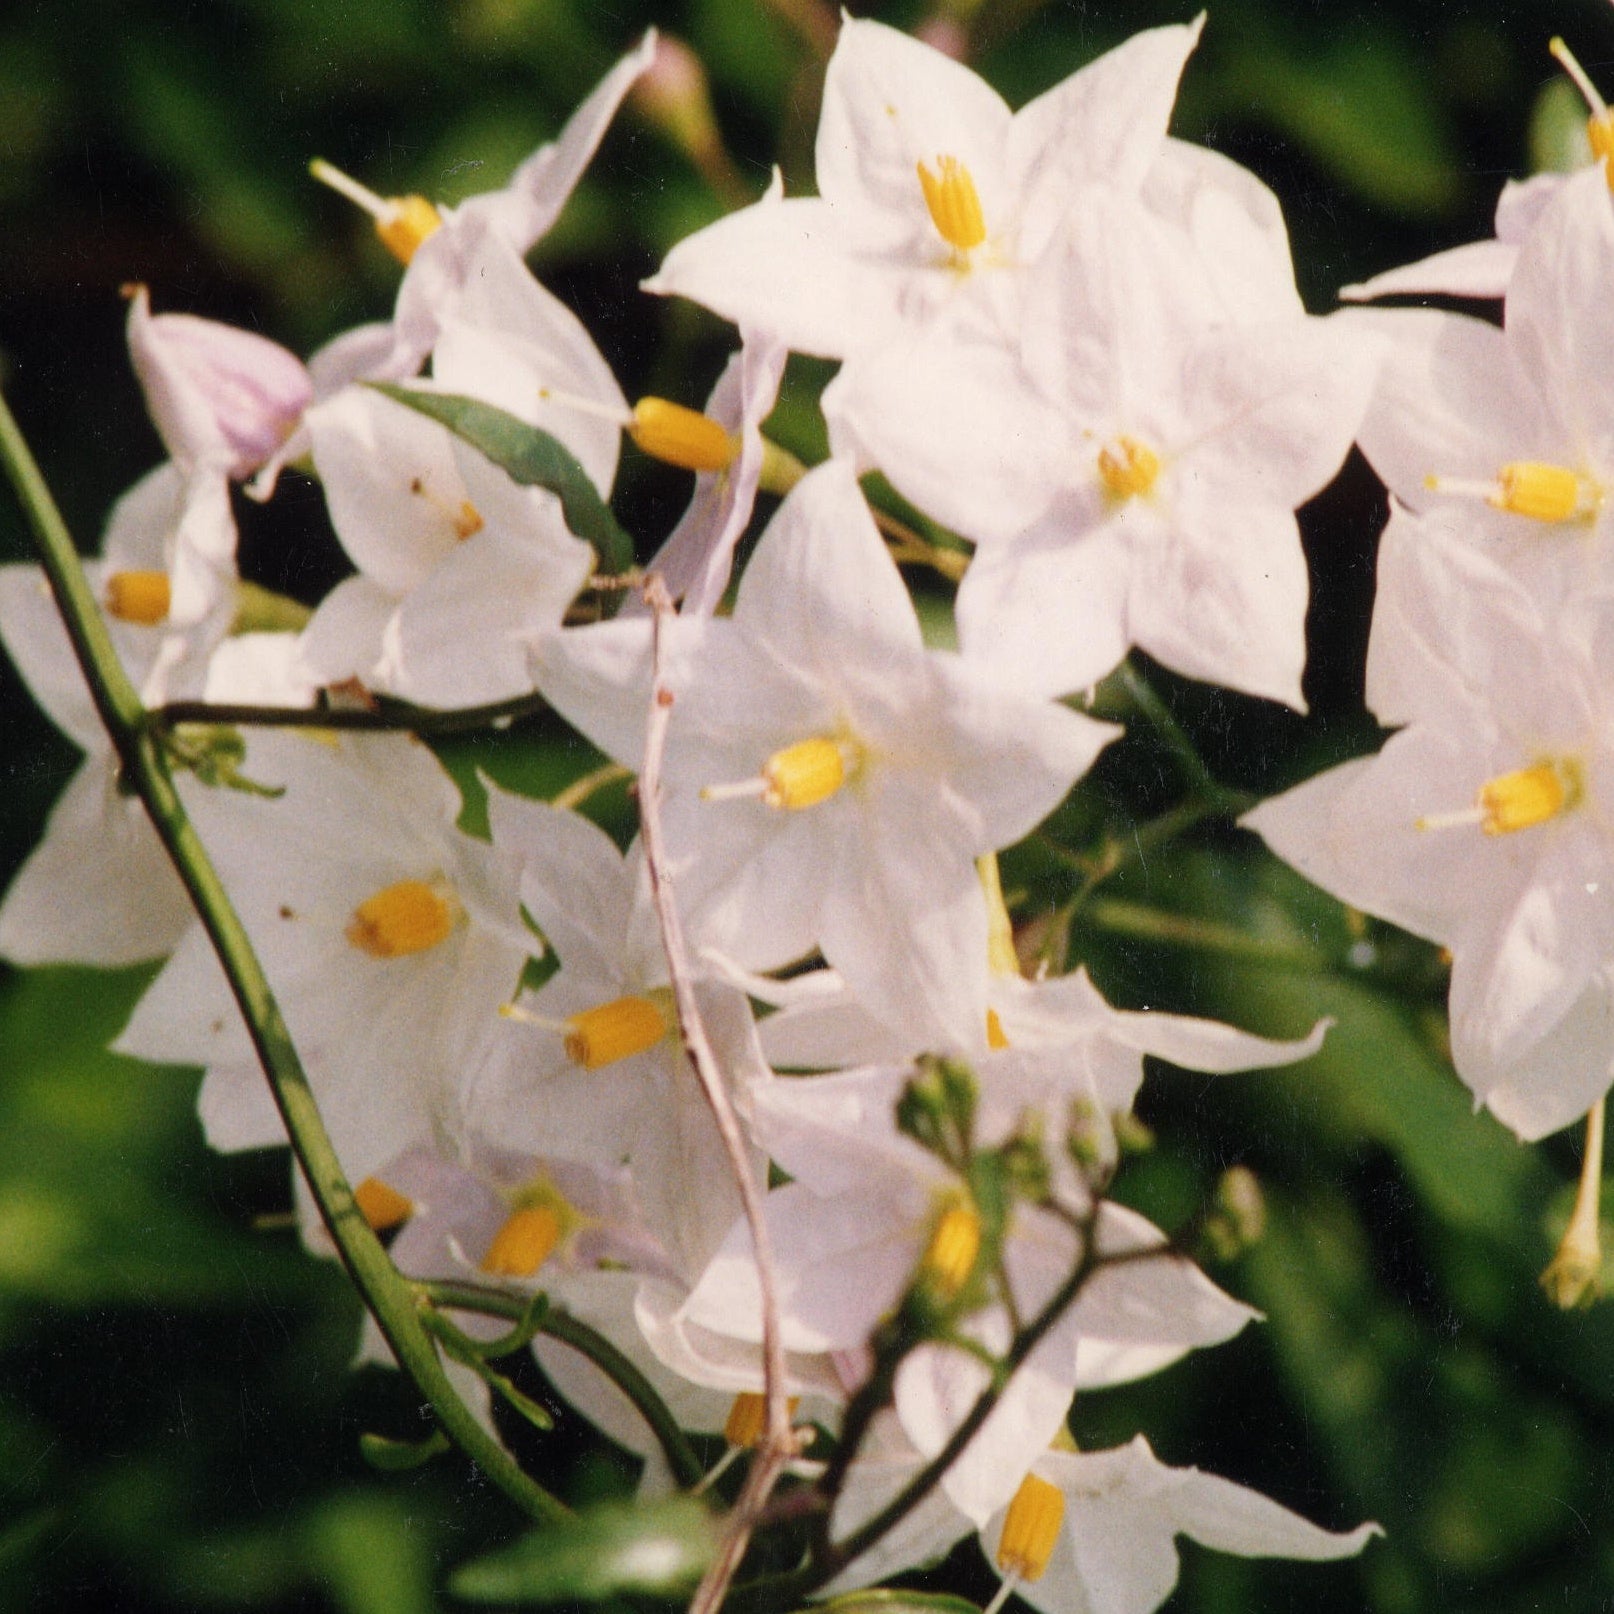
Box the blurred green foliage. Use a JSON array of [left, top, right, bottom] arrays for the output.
[[4, 0, 1614, 1610]]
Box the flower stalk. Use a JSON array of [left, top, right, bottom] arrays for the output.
[[0, 387, 568, 1526]]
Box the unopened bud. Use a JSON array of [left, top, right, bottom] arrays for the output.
[[633, 36, 724, 169], [124, 284, 312, 479]]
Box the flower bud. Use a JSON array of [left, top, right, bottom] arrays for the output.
[[124, 284, 312, 479]]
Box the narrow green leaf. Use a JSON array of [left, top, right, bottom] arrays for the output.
[[816, 1595, 982, 1614], [449, 1498, 716, 1604], [373, 385, 633, 573], [359, 1430, 451, 1472]]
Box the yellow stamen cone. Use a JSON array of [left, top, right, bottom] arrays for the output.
[[996, 1473, 1065, 1583], [762, 737, 854, 810], [722, 1392, 801, 1449], [563, 995, 669, 1069], [1491, 462, 1598, 524], [1097, 437, 1160, 502], [986, 1008, 1011, 1050], [354, 1176, 414, 1233], [922, 1202, 982, 1299], [630, 397, 738, 473], [1478, 760, 1580, 836], [376, 195, 442, 264], [453, 501, 483, 540], [917, 155, 987, 252], [104, 569, 172, 625], [345, 879, 461, 958], [481, 1204, 563, 1279]]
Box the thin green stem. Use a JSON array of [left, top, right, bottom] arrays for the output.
[[155, 691, 551, 734], [1116, 660, 1230, 804], [417, 1280, 706, 1489], [1081, 896, 1324, 969], [0, 392, 565, 1525]]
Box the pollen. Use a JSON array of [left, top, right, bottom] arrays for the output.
[[1479, 759, 1582, 836], [629, 397, 738, 473], [917, 155, 987, 253], [353, 1175, 414, 1233], [1097, 436, 1161, 503], [344, 878, 462, 958], [480, 1204, 563, 1279], [921, 1201, 982, 1299], [104, 569, 172, 625], [996, 1472, 1065, 1583], [564, 994, 670, 1069], [763, 736, 856, 810], [722, 1392, 801, 1449]]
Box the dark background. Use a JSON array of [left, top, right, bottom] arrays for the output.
[[3, 1, 1613, 1609]]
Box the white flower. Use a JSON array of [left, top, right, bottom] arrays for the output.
[[297, 385, 595, 707], [676, 1057, 1257, 1524], [646, 15, 1204, 361], [837, 190, 1378, 708], [115, 731, 531, 1180], [981, 1436, 1378, 1614], [536, 458, 1117, 1052], [1246, 505, 1614, 1141], [1346, 167, 1614, 609]]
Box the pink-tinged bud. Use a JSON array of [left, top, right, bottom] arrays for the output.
[[124, 284, 313, 480], [631, 35, 721, 166], [915, 18, 969, 60]]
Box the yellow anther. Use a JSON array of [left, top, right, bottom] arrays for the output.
[[762, 736, 856, 810], [563, 994, 670, 1070], [629, 397, 738, 473], [917, 154, 987, 252], [922, 1201, 982, 1299], [722, 1392, 801, 1449], [309, 160, 441, 264], [1550, 38, 1614, 186], [1479, 759, 1582, 836], [986, 1008, 1011, 1050], [453, 501, 483, 540], [1097, 436, 1161, 503], [1493, 462, 1599, 524], [480, 1204, 563, 1279], [344, 878, 461, 958], [353, 1176, 414, 1234], [996, 1473, 1065, 1583], [104, 569, 172, 626], [376, 194, 442, 264]]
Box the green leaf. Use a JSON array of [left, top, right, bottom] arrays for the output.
[[816, 1594, 982, 1614], [358, 1430, 451, 1473], [449, 1497, 716, 1604], [373, 386, 633, 574]]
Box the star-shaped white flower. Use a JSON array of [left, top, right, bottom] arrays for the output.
[[116, 730, 531, 1181], [535, 458, 1117, 1052], [1246, 504, 1614, 1141], [646, 15, 1204, 361]]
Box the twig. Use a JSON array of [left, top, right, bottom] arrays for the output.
[[638, 576, 795, 1613], [0, 390, 567, 1526], [154, 691, 551, 734], [416, 1279, 706, 1489]]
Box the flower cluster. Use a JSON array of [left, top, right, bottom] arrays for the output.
[[1249, 31, 1614, 1152], [0, 16, 1411, 1612]]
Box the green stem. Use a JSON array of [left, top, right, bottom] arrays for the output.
[[155, 691, 550, 734], [1116, 660, 1232, 805], [0, 393, 565, 1526], [417, 1280, 706, 1490], [1081, 896, 1323, 969]]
